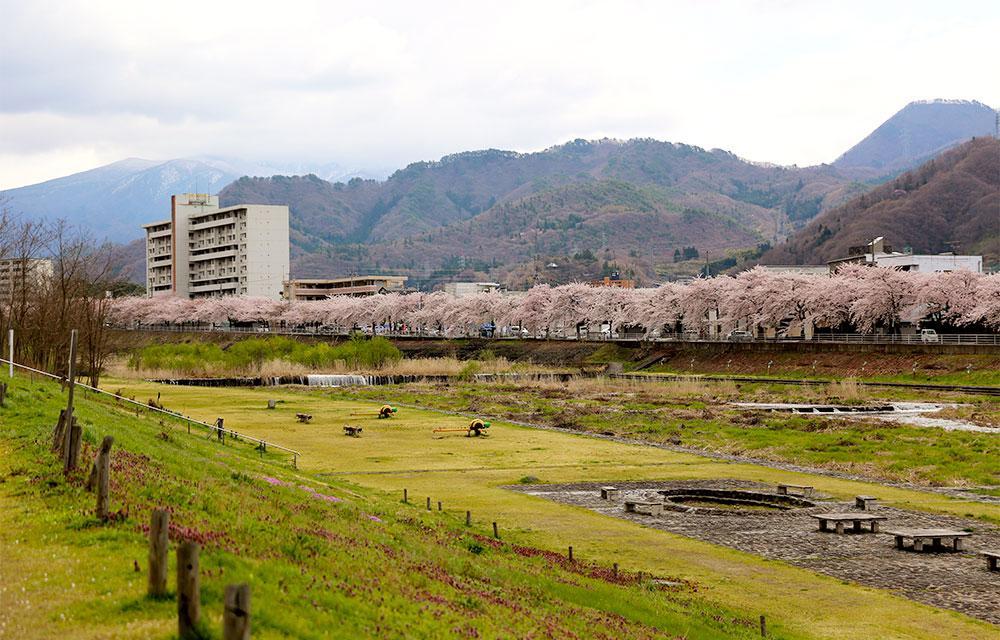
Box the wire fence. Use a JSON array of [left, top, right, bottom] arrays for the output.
[[118, 323, 1000, 346], [1, 357, 300, 468]]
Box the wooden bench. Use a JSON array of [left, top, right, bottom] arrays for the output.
[[777, 484, 814, 498], [343, 425, 362, 437], [624, 501, 663, 516], [811, 513, 886, 534], [296, 413, 313, 423], [854, 495, 878, 510], [600, 486, 620, 500], [984, 550, 999, 571], [886, 528, 971, 552]]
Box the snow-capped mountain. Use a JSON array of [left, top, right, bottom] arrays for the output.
[[2, 157, 386, 242]]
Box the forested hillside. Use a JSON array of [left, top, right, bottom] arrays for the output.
[[221, 139, 863, 286], [763, 137, 1000, 267]]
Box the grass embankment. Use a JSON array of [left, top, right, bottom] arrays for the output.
[[96, 377, 1000, 639], [314, 378, 1000, 488], [127, 335, 403, 376], [0, 375, 777, 640], [120, 337, 563, 379], [644, 351, 1000, 386]]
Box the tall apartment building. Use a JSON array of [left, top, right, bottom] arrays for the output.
[[0, 257, 54, 300], [143, 194, 289, 299]]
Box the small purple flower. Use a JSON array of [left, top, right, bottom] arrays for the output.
[[365, 514, 383, 523]]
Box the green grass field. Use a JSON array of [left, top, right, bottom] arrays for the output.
[[2, 374, 783, 640], [306, 379, 1000, 488], [67, 375, 1000, 639]]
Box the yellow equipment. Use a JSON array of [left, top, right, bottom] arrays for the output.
[[377, 405, 398, 419], [433, 418, 491, 437]]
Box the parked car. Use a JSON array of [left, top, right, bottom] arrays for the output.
[[727, 330, 754, 342], [920, 328, 940, 343]]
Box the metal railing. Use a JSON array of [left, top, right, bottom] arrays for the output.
[[116, 323, 1000, 346], [0, 357, 301, 468]]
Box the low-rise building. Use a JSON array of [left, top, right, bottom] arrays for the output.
[[443, 282, 502, 298], [757, 265, 829, 276], [589, 271, 635, 288], [143, 193, 290, 299], [282, 275, 408, 300], [0, 257, 53, 299], [828, 237, 982, 273]]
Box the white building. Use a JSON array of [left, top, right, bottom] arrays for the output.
[[143, 193, 289, 299], [283, 275, 408, 300], [757, 265, 829, 276], [0, 257, 54, 299], [828, 237, 982, 273], [443, 282, 502, 298]]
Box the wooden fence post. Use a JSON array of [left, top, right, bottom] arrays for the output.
[[63, 417, 82, 473], [177, 542, 201, 637], [759, 615, 767, 637], [568, 546, 573, 562], [403, 488, 408, 503], [222, 583, 251, 640], [426, 497, 431, 511], [216, 418, 225, 443], [437, 501, 442, 511], [51, 408, 67, 452], [465, 510, 471, 526], [95, 436, 113, 519], [0, 381, 7, 407], [149, 510, 169, 597], [492, 522, 499, 539], [61, 329, 78, 465], [613, 562, 618, 578]]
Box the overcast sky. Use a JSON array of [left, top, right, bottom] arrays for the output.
[[1, 0, 997, 189]]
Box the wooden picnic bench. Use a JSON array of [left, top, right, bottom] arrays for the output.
[[854, 495, 878, 510], [886, 528, 971, 552], [984, 550, 999, 571], [296, 413, 313, 423], [811, 513, 887, 534], [776, 484, 814, 498], [343, 425, 362, 437], [624, 501, 663, 516], [600, 486, 620, 500]]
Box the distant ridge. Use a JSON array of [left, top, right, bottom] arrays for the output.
[[834, 99, 996, 173], [764, 137, 1000, 268]]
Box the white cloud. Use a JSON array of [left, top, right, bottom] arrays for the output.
[[0, 0, 997, 189]]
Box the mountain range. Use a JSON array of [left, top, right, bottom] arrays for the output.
[[1, 157, 387, 242], [3, 99, 996, 287], [762, 136, 1000, 267]]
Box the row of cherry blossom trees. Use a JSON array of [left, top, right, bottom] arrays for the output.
[[109, 265, 1000, 337]]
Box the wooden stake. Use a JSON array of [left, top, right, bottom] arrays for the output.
[[759, 615, 766, 637], [465, 510, 471, 526], [95, 436, 113, 519], [63, 417, 82, 473], [86, 458, 98, 491], [437, 501, 442, 511], [51, 408, 67, 452], [177, 542, 201, 637], [492, 522, 499, 539], [613, 562, 618, 577], [0, 381, 6, 407], [403, 488, 408, 503], [568, 546, 574, 562], [61, 330, 78, 460], [222, 583, 251, 640], [426, 496, 431, 511], [149, 510, 169, 597]]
